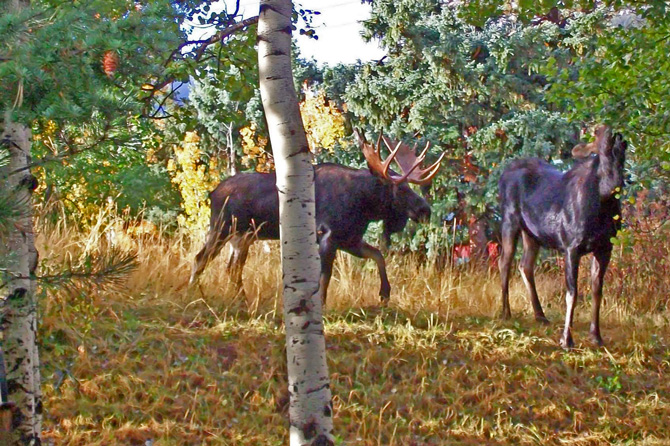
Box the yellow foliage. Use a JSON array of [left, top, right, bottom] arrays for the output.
[[300, 89, 347, 154], [33, 119, 58, 142], [66, 182, 100, 222], [240, 123, 273, 172], [237, 91, 345, 172], [168, 131, 221, 235], [146, 147, 158, 163], [44, 120, 58, 136]]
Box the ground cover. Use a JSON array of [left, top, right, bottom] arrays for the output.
[[38, 218, 670, 445]]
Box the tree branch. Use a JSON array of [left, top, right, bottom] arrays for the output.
[[6, 121, 115, 177], [141, 15, 259, 114], [193, 16, 260, 62]]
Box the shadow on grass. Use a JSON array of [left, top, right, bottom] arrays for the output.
[[41, 293, 670, 445]]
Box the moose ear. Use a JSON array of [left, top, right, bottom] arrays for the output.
[[420, 183, 432, 198], [595, 125, 613, 154], [613, 133, 627, 155], [571, 142, 595, 158], [572, 124, 612, 158]]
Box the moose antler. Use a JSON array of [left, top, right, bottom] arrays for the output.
[[355, 129, 445, 185], [381, 136, 446, 185], [355, 129, 397, 181], [356, 130, 421, 184]]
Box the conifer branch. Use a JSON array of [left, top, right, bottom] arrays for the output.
[[32, 250, 138, 294]]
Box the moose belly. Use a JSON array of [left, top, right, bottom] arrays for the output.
[[520, 212, 563, 250]]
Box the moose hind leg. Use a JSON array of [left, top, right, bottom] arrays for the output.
[[519, 231, 548, 324], [317, 229, 337, 305], [190, 230, 227, 285], [589, 248, 611, 346], [227, 233, 253, 291], [498, 218, 519, 320]]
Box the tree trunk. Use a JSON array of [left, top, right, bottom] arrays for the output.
[[226, 123, 237, 176], [1, 115, 42, 445], [468, 215, 488, 264], [257, 1, 333, 445], [2, 3, 42, 442]]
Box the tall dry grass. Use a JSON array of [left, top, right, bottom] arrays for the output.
[[36, 202, 670, 325], [35, 212, 541, 323], [35, 206, 670, 445]]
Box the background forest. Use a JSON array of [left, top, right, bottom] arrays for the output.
[[2, 0, 670, 444]]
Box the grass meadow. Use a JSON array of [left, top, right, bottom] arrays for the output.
[[37, 209, 670, 445]]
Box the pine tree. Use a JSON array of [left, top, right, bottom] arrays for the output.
[[1, 1, 181, 442]]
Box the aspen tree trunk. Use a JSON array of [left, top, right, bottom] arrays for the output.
[[257, 1, 334, 444], [1, 114, 42, 445], [226, 123, 237, 176]]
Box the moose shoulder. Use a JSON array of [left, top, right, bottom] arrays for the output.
[[190, 131, 444, 304], [498, 125, 627, 349]]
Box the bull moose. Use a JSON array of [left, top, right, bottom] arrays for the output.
[[189, 131, 444, 303], [498, 124, 626, 349]]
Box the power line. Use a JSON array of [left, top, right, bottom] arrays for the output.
[[189, 1, 370, 34], [307, 1, 363, 11], [233, 0, 366, 13]]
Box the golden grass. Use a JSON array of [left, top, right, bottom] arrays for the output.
[[37, 213, 670, 445]]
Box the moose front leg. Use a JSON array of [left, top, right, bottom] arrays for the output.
[[343, 243, 391, 304], [589, 248, 611, 346], [190, 229, 228, 285], [560, 250, 580, 350]]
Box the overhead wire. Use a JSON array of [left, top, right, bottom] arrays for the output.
[[229, 0, 368, 14]]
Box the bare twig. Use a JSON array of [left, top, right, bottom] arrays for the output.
[[141, 15, 259, 113]]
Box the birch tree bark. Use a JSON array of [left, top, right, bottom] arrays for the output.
[[226, 123, 237, 176], [2, 5, 40, 444], [1, 114, 41, 445], [257, 1, 333, 444]]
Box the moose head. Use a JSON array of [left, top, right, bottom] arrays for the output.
[[354, 129, 445, 224]]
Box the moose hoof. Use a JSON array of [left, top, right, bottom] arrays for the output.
[[500, 309, 512, 320], [535, 314, 550, 325], [589, 332, 604, 347], [560, 334, 574, 350]]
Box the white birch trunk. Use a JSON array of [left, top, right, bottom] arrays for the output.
[[1, 116, 42, 445], [257, 1, 333, 444], [2, 2, 42, 440], [226, 123, 237, 176]]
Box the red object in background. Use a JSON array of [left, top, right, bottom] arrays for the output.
[[103, 51, 119, 77], [452, 241, 500, 267], [486, 241, 500, 269], [487, 241, 500, 265], [453, 243, 471, 261]]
